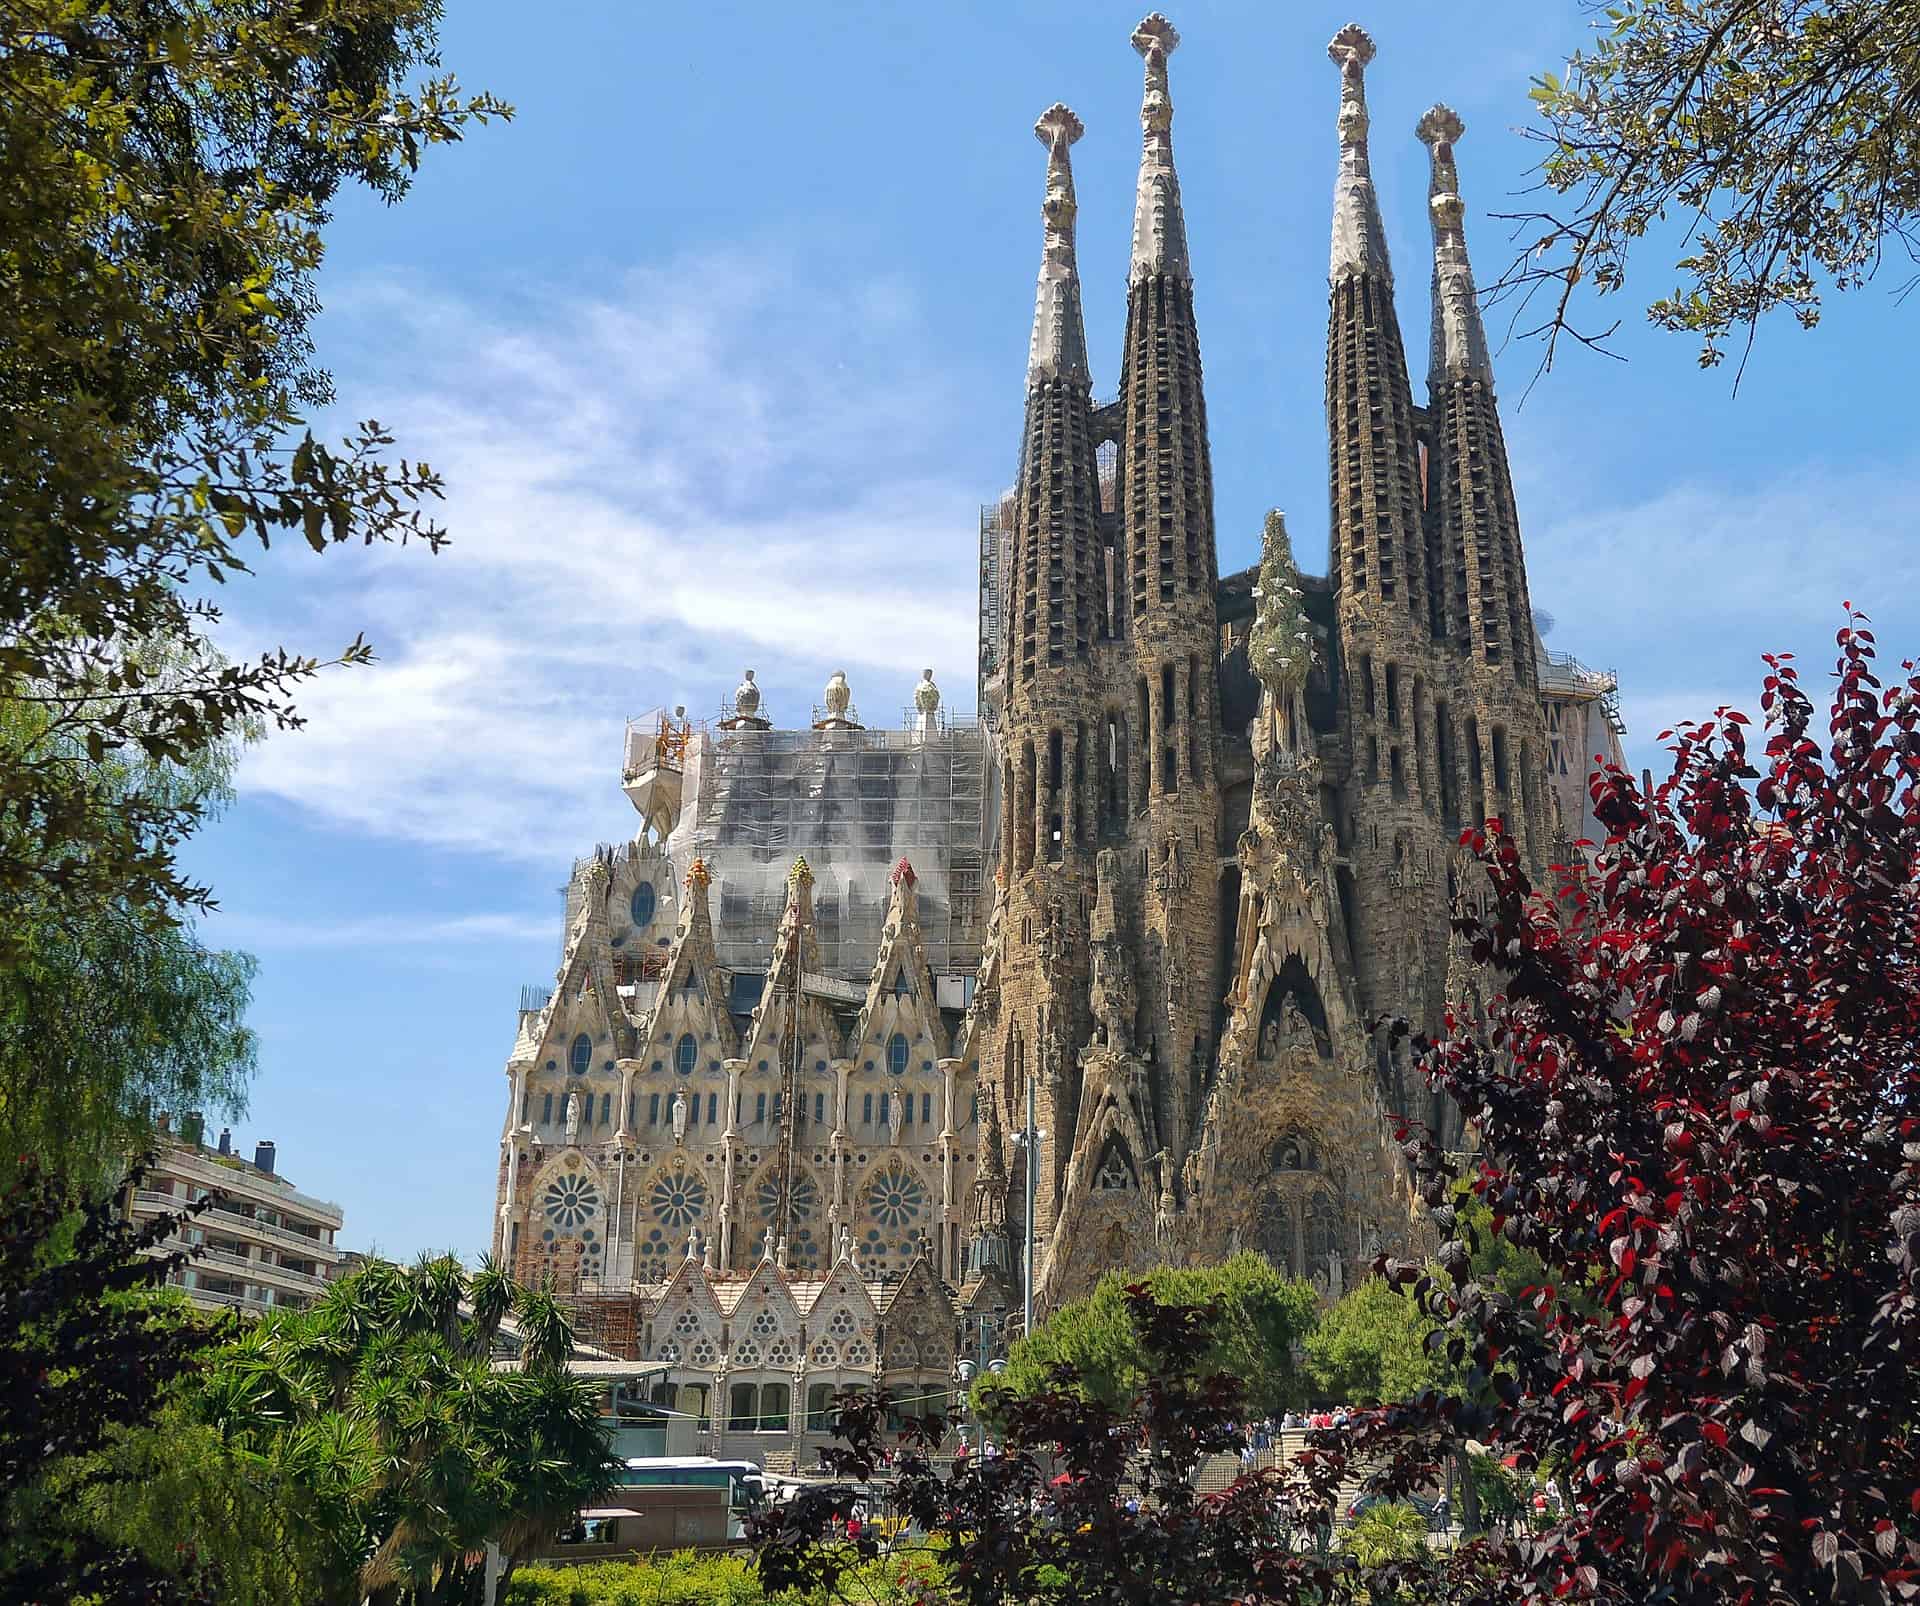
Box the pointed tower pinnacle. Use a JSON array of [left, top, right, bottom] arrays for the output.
[[1130, 14, 1190, 284], [1028, 103, 1091, 385], [1328, 24, 1392, 285], [1418, 104, 1492, 385]]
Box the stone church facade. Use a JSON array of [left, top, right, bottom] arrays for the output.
[[488, 17, 1627, 1439]]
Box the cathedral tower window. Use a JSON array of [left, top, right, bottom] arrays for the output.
[[599, 1092, 610, 1126], [648, 1092, 660, 1126], [569, 1034, 592, 1077], [541, 1091, 553, 1125], [675, 1033, 697, 1078], [863, 1093, 874, 1125], [630, 881, 656, 928], [1491, 726, 1510, 797], [755, 1091, 767, 1125], [1359, 653, 1375, 718], [815, 1091, 826, 1126], [1385, 663, 1400, 728], [887, 1033, 909, 1077], [1390, 746, 1407, 802]]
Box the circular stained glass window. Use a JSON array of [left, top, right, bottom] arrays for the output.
[[542, 1173, 602, 1230], [649, 1169, 708, 1229], [755, 1170, 819, 1222], [864, 1162, 926, 1229], [631, 881, 657, 928]]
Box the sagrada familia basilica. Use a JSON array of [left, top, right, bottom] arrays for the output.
[[489, 19, 1626, 1455]]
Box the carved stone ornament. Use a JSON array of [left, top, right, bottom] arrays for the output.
[[733, 668, 761, 718], [563, 1091, 581, 1145], [824, 669, 852, 718], [671, 1089, 688, 1145], [914, 669, 941, 714]]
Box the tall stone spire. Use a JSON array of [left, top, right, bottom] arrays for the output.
[[1028, 103, 1091, 385], [1416, 104, 1551, 867], [1129, 14, 1190, 284], [1323, 22, 1427, 631], [1417, 104, 1492, 385], [1328, 23, 1392, 285], [1116, 11, 1220, 1184]]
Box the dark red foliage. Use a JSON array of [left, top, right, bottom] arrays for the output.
[[1389, 612, 1920, 1603], [751, 1288, 1384, 1606]]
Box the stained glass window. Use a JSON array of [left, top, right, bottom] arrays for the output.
[[886, 1033, 909, 1076], [675, 1033, 697, 1077], [630, 881, 657, 928], [570, 1033, 592, 1076], [542, 1171, 602, 1230]]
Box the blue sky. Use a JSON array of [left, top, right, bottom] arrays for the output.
[[184, 0, 1920, 1262]]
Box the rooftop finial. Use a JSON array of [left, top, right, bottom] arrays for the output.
[[1417, 104, 1492, 384], [1327, 24, 1392, 285], [1027, 103, 1092, 385], [1129, 14, 1191, 283]]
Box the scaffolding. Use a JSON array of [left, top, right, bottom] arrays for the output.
[[665, 711, 988, 985]]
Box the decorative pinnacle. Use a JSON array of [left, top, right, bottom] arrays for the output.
[[1027, 103, 1092, 383], [1418, 103, 1492, 384], [891, 857, 917, 888], [788, 855, 813, 889], [1129, 13, 1191, 284], [685, 857, 710, 892], [1327, 22, 1391, 284]]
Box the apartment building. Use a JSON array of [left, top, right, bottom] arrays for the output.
[[130, 1122, 346, 1315]]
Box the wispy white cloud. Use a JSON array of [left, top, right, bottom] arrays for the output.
[[1525, 456, 1920, 769], [227, 253, 994, 864], [205, 909, 554, 951]]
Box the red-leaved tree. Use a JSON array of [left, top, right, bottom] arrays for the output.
[[1383, 611, 1920, 1602]]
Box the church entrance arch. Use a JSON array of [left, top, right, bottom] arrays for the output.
[[1257, 956, 1330, 1061]]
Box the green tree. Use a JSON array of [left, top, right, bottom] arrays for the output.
[[982, 1254, 1320, 1420], [101, 1254, 620, 1605], [1345, 1501, 1431, 1569], [1303, 1276, 1440, 1406], [0, 655, 255, 1186], [1504, 0, 1920, 374], [0, 1160, 221, 1604], [0, 0, 508, 940]]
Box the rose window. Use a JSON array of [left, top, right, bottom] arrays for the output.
[[755, 1170, 819, 1222], [655, 1339, 682, 1364], [672, 1309, 701, 1337], [767, 1338, 797, 1368], [649, 1169, 708, 1229], [826, 1307, 856, 1339], [864, 1161, 926, 1230], [542, 1173, 602, 1230], [844, 1339, 873, 1367], [810, 1338, 839, 1367], [733, 1339, 762, 1367], [749, 1308, 780, 1339], [690, 1337, 718, 1367], [890, 1339, 919, 1369]]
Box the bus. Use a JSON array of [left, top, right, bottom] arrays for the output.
[[606, 1457, 765, 1551]]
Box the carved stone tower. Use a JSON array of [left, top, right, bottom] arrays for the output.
[[1417, 105, 1554, 869], [1117, 14, 1222, 1169], [987, 103, 1106, 1248], [1323, 25, 1451, 1081]]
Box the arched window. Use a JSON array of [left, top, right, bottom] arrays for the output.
[[569, 1033, 592, 1077], [728, 1383, 757, 1432], [886, 1032, 909, 1077], [675, 1032, 697, 1077], [806, 1382, 834, 1432], [761, 1382, 790, 1432], [630, 881, 657, 928]]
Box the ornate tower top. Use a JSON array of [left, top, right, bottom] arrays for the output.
[[1327, 23, 1392, 286], [1417, 104, 1492, 385], [1129, 13, 1191, 285], [1028, 103, 1092, 385]]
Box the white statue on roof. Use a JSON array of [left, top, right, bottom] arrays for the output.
[[824, 669, 851, 718], [915, 668, 940, 713], [734, 668, 761, 718]]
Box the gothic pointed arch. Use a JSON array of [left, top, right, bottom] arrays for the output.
[[525, 1148, 608, 1291], [629, 1155, 714, 1286]]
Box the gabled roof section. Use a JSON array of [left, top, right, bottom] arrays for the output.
[[743, 857, 842, 1065], [636, 858, 739, 1064], [653, 1245, 724, 1318], [876, 1243, 950, 1317], [536, 852, 626, 1064], [851, 859, 947, 1056]]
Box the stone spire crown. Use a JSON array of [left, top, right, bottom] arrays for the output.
[[1129, 13, 1191, 285], [1328, 23, 1392, 286], [1418, 103, 1492, 386], [1028, 103, 1092, 385]]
